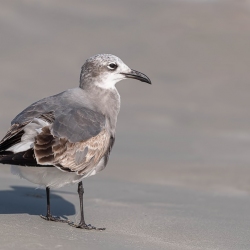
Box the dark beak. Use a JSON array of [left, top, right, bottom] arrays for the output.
[[122, 69, 151, 84]]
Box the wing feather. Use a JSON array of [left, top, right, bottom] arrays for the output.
[[0, 90, 109, 170], [34, 127, 111, 176]]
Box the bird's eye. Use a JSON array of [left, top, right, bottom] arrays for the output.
[[107, 63, 118, 70]]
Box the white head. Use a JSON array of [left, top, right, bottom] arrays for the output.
[[79, 54, 151, 90]]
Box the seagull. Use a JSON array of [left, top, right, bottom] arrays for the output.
[[0, 54, 151, 230]]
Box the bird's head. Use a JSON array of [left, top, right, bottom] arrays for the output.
[[79, 54, 151, 89]]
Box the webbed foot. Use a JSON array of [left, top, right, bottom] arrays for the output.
[[68, 221, 105, 230], [40, 214, 69, 223]]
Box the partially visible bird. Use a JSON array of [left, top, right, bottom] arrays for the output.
[[0, 54, 151, 230]]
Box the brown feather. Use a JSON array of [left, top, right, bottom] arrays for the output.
[[34, 126, 111, 176]]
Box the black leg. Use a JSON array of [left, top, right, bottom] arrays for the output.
[[78, 181, 85, 225], [68, 181, 105, 230], [40, 187, 69, 223], [46, 186, 51, 217]]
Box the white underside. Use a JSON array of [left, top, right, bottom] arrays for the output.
[[11, 164, 100, 188], [10, 158, 104, 188], [11, 166, 85, 188]]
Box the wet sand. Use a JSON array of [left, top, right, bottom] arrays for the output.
[[1, 0, 250, 249]]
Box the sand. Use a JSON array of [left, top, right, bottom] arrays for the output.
[[1, 0, 250, 249]]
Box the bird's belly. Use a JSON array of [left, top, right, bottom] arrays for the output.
[[10, 156, 106, 188], [11, 166, 85, 188]]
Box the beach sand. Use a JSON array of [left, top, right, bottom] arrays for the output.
[[1, 0, 250, 249]]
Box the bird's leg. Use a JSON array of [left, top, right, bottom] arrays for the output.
[[68, 181, 105, 230], [40, 187, 69, 223]]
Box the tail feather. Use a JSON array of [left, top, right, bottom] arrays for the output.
[[0, 149, 39, 166]]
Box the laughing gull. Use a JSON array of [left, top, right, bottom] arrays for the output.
[[0, 54, 151, 230]]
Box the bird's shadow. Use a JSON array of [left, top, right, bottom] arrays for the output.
[[0, 186, 75, 216]]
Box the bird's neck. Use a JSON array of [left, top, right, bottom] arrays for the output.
[[81, 85, 121, 134]]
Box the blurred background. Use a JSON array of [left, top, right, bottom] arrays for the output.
[[1, 0, 250, 249], [1, 0, 250, 192]]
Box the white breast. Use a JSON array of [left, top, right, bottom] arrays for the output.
[[11, 166, 85, 188], [11, 159, 104, 188]]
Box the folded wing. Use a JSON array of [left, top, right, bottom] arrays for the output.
[[0, 95, 113, 176]]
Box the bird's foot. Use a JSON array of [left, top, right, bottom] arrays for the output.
[[68, 221, 105, 231], [40, 214, 69, 223]]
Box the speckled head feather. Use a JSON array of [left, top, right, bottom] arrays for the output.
[[79, 54, 130, 89]]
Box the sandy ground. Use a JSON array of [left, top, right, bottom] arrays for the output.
[[1, 0, 250, 249]]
